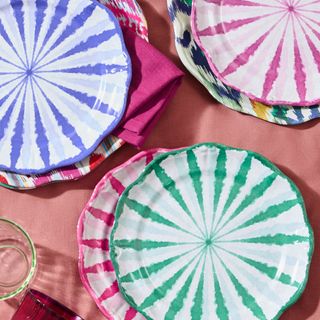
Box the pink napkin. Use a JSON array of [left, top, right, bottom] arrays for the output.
[[113, 28, 184, 147]]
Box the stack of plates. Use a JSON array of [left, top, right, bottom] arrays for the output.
[[0, 0, 147, 189], [167, 0, 320, 125], [78, 143, 313, 320]]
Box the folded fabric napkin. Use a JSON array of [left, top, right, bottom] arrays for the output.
[[113, 27, 184, 147]]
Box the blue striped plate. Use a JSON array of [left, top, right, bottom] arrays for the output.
[[0, 0, 131, 174]]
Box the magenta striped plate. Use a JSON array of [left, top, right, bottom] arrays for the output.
[[191, 0, 320, 106], [77, 149, 170, 319]]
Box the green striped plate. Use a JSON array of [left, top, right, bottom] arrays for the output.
[[111, 143, 313, 320]]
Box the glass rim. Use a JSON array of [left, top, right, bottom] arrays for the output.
[[0, 217, 37, 301]]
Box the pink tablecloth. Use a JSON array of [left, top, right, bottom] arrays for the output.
[[1, 1, 320, 319]]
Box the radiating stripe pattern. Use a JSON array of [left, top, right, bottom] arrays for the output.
[[0, 0, 131, 174], [78, 149, 169, 320], [0, 0, 148, 190], [0, 135, 124, 190], [111, 143, 313, 320], [99, 0, 149, 41], [191, 0, 320, 106], [167, 0, 320, 125]]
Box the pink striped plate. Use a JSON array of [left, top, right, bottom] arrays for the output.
[[77, 149, 170, 319], [191, 0, 320, 106]]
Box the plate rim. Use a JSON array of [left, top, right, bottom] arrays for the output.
[[0, 135, 125, 190], [110, 142, 314, 320]]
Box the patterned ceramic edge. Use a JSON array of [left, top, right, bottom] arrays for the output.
[[191, 1, 320, 107], [110, 142, 314, 320], [0, 136, 124, 190], [77, 148, 170, 319], [0, 0, 132, 175], [167, 0, 320, 125], [0, 217, 37, 301], [100, 0, 148, 41]]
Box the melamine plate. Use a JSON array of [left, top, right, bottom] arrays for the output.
[[78, 149, 169, 320], [0, 0, 131, 174], [111, 143, 313, 320], [167, 0, 320, 125], [0, 0, 149, 190], [191, 0, 320, 106]]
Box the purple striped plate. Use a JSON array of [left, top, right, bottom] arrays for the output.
[[0, 0, 149, 190]]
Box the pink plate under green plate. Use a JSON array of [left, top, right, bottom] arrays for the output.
[[77, 149, 169, 319]]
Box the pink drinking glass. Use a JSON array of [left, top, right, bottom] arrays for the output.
[[11, 289, 84, 320]]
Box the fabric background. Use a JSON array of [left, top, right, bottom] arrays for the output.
[[1, 1, 319, 319]]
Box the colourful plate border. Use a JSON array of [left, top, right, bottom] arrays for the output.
[[0, 135, 124, 190]]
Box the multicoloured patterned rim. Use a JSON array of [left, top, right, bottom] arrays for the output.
[[100, 0, 148, 41], [77, 149, 170, 320], [0, 135, 124, 190], [0, 0, 131, 174], [191, 0, 320, 106], [167, 0, 320, 125], [0, 0, 149, 190], [111, 143, 313, 320]]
